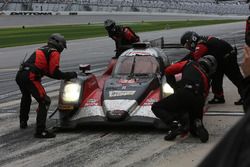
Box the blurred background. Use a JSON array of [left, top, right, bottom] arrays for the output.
[[0, 0, 249, 16]]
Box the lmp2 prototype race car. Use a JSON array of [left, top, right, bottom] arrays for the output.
[[51, 38, 181, 129]]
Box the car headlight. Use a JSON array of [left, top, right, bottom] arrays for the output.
[[162, 83, 174, 97], [62, 82, 81, 103]]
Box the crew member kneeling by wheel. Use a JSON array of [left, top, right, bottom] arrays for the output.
[[151, 55, 217, 143], [16, 33, 77, 138]]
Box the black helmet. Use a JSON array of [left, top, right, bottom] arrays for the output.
[[48, 33, 67, 52], [104, 19, 116, 31], [198, 55, 217, 77], [180, 31, 200, 51]]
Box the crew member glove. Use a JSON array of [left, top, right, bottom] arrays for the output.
[[64, 72, 77, 80]]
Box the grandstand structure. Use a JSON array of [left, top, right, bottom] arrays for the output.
[[0, 0, 249, 15]]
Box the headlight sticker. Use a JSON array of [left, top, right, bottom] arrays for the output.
[[144, 98, 157, 106]]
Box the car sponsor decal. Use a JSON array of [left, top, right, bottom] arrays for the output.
[[118, 79, 136, 84], [143, 98, 157, 106], [127, 51, 150, 56], [88, 99, 96, 103], [59, 104, 74, 110], [109, 90, 136, 97], [85, 99, 98, 106]]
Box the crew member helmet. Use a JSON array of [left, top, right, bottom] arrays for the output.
[[104, 19, 116, 31], [198, 55, 217, 77], [48, 33, 67, 52], [180, 31, 200, 51]]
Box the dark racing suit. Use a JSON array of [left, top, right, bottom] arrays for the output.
[[15, 45, 76, 133], [197, 72, 250, 166], [151, 60, 210, 130], [243, 76, 250, 112], [108, 26, 140, 58], [182, 36, 244, 99]]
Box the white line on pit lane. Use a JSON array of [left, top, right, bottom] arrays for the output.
[[0, 109, 56, 113], [0, 91, 59, 108], [0, 68, 18, 72], [0, 78, 15, 82], [205, 111, 244, 116]]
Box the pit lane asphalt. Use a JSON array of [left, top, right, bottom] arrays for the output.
[[0, 21, 245, 167]]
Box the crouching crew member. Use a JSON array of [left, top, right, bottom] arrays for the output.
[[104, 19, 140, 58], [151, 55, 217, 143], [16, 33, 77, 138], [180, 31, 245, 105], [198, 45, 250, 167]]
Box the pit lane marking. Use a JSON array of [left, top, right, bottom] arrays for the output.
[[0, 68, 18, 72], [0, 109, 55, 113], [0, 78, 15, 82], [0, 91, 59, 108], [205, 111, 244, 116]]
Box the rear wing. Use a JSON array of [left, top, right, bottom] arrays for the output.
[[145, 37, 183, 49], [145, 37, 188, 66]]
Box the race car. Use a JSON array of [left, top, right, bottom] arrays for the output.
[[51, 39, 179, 129]]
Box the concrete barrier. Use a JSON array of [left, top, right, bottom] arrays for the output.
[[0, 11, 247, 20]]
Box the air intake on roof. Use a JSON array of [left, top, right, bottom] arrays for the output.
[[132, 42, 151, 49]]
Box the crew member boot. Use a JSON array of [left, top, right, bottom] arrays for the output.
[[20, 120, 28, 129], [234, 98, 243, 105], [208, 96, 225, 104], [164, 120, 188, 141], [34, 129, 56, 138], [194, 119, 209, 143], [34, 103, 55, 138]]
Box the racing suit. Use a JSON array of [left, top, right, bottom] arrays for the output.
[[243, 76, 250, 112], [108, 26, 140, 58], [151, 60, 210, 132], [181, 36, 244, 100], [15, 45, 77, 133]]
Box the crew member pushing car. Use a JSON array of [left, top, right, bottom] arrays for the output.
[[16, 33, 77, 138], [180, 31, 245, 105], [104, 19, 140, 58], [151, 55, 217, 143]]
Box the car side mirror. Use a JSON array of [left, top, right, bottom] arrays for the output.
[[79, 64, 91, 74]]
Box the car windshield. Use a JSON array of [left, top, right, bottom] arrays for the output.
[[113, 55, 160, 75]]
